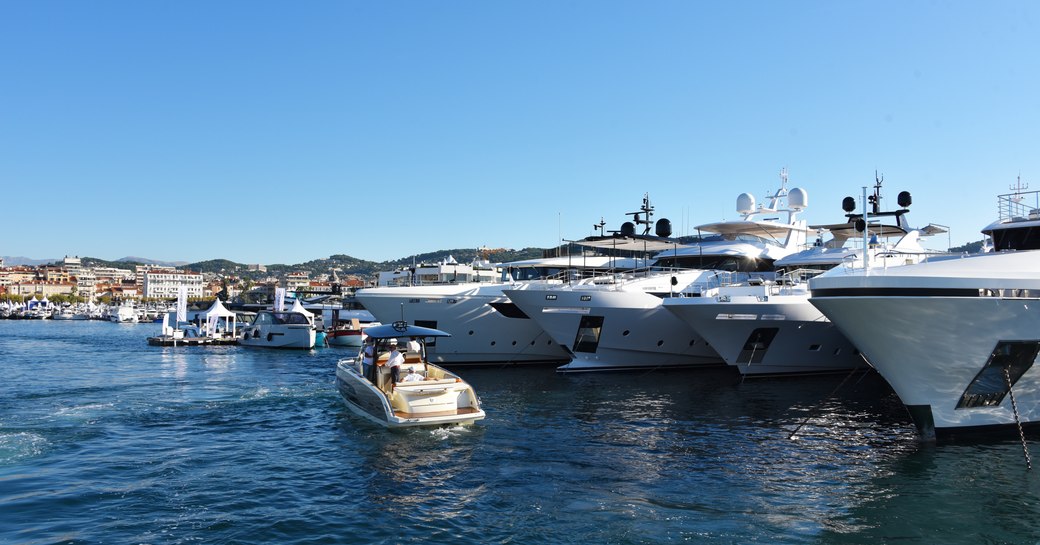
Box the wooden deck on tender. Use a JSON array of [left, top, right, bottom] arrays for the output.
[[393, 406, 482, 419]]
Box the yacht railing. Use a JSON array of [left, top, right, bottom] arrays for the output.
[[831, 248, 950, 273], [511, 266, 654, 286], [998, 189, 1040, 223], [681, 270, 764, 297]]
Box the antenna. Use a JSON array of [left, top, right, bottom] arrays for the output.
[[593, 217, 606, 236], [1011, 174, 1029, 195], [868, 171, 884, 215], [625, 193, 655, 235]]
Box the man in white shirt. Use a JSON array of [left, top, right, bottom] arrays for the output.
[[402, 367, 424, 382], [406, 337, 422, 360], [385, 338, 405, 387], [361, 338, 376, 382]]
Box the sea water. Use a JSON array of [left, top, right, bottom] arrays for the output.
[[2, 320, 1040, 544]]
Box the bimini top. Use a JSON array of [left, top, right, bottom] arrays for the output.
[[363, 321, 452, 339], [568, 233, 690, 253], [694, 219, 810, 243]]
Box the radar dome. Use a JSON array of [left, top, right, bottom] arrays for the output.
[[788, 187, 808, 210], [655, 218, 673, 238], [620, 222, 636, 236], [737, 193, 756, 214], [855, 219, 866, 232], [842, 196, 857, 213], [897, 191, 912, 208]]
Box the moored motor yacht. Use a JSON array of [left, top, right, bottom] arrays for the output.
[[239, 299, 316, 349], [664, 179, 948, 376], [109, 302, 139, 323], [808, 184, 1040, 439], [335, 322, 485, 428], [505, 172, 811, 373], [325, 308, 379, 348]]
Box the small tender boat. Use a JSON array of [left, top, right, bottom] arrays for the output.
[[335, 322, 485, 428], [239, 301, 316, 349], [325, 309, 379, 348]]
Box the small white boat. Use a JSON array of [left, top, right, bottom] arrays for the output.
[[325, 309, 379, 348], [335, 322, 485, 428], [109, 302, 139, 323], [239, 300, 316, 349], [51, 308, 77, 320]]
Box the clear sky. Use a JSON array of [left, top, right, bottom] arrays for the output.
[[2, 1, 1037, 265]]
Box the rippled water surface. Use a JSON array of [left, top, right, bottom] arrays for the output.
[[3, 320, 1040, 544]]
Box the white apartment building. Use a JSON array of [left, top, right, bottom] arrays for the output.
[[93, 267, 134, 284], [142, 270, 204, 299], [63, 256, 84, 279], [75, 270, 97, 300], [285, 272, 310, 292]]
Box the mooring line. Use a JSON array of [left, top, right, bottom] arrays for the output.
[[1004, 365, 1032, 470], [787, 365, 860, 440]]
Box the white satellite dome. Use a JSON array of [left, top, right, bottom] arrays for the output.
[[788, 187, 808, 210], [736, 193, 756, 214]]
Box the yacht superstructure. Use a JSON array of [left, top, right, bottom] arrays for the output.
[[664, 180, 948, 376], [505, 172, 811, 372]]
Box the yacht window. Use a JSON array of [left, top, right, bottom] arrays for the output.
[[991, 226, 1040, 251], [738, 328, 779, 364], [573, 315, 605, 353], [415, 320, 439, 347], [272, 312, 309, 325], [488, 302, 530, 319], [652, 255, 769, 273], [957, 340, 1040, 409]]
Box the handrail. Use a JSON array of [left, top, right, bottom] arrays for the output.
[[998, 189, 1040, 222]]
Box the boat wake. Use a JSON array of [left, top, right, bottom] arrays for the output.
[[0, 431, 49, 463]]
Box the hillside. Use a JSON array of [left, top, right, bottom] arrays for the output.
[[187, 247, 548, 279], [20, 238, 990, 280]]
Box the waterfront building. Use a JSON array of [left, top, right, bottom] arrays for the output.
[[40, 266, 72, 283], [75, 270, 98, 300], [62, 256, 84, 279], [285, 272, 310, 292], [142, 270, 204, 299], [4, 280, 76, 299], [92, 267, 134, 284], [136, 265, 176, 293]]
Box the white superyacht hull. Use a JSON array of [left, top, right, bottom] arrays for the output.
[[663, 288, 864, 376], [504, 286, 724, 372], [356, 283, 570, 365], [809, 251, 1040, 438]]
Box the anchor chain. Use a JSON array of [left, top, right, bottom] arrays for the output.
[[1004, 365, 1032, 470]]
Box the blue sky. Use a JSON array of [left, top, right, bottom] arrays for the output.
[[2, 1, 1037, 265]]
